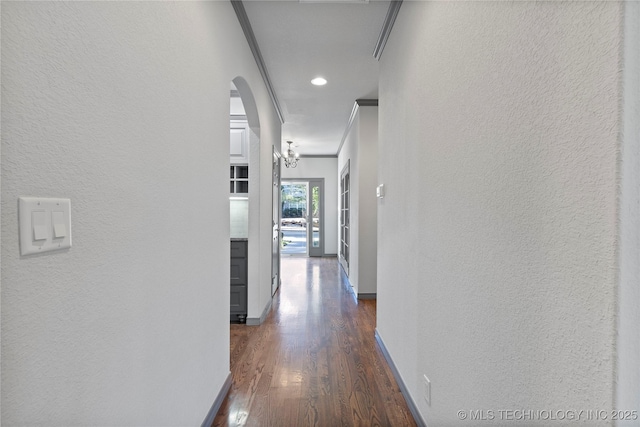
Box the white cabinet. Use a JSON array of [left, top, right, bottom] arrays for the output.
[[230, 120, 249, 194], [230, 120, 249, 164]]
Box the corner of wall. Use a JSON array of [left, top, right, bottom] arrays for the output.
[[615, 1, 640, 420]]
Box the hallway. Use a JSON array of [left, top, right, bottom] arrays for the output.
[[212, 257, 417, 426]]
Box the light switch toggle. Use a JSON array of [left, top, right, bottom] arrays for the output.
[[32, 211, 47, 241], [52, 211, 66, 238]]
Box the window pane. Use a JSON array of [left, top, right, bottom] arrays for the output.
[[237, 166, 249, 179], [237, 181, 249, 193]]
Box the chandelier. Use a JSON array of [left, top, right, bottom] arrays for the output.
[[283, 141, 300, 168]]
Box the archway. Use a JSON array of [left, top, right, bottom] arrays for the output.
[[229, 77, 279, 325]]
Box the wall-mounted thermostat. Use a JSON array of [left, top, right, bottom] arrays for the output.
[[19, 197, 72, 256]]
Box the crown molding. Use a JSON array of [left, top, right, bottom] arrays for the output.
[[355, 99, 378, 107], [373, 0, 403, 61], [231, 1, 285, 124], [300, 154, 338, 159], [336, 99, 378, 156]]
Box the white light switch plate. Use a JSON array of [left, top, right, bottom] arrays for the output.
[[19, 197, 72, 256], [423, 374, 431, 405]]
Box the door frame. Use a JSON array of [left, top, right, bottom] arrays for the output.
[[281, 178, 325, 257], [272, 146, 282, 295], [307, 179, 324, 257], [339, 161, 350, 274]]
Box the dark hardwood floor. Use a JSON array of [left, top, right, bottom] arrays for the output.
[[212, 257, 417, 427]]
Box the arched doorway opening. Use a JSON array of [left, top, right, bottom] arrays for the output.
[[228, 77, 280, 325]]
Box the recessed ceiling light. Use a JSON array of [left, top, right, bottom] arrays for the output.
[[311, 77, 327, 86]]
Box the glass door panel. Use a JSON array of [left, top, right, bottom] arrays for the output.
[[339, 163, 349, 273], [308, 179, 323, 257], [281, 182, 308, 255]]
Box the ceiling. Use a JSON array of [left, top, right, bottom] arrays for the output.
[[241, 0, 391, 156]]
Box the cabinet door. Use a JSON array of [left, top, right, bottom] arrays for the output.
[[230, 285, 247, 313], [230, 240, 247, 321], [230, 241, 247, 258], [230, 121, 249, 164], [230, 257, 247, 286]]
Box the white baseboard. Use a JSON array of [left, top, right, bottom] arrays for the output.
[[374, 330, 428, 427], [201, 372, 232, 427], [246, 298, 272, 325]]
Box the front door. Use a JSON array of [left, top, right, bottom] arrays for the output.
[[281, 179, 324, 257]]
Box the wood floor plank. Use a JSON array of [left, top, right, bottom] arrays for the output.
[[211, 257, 417, 427]]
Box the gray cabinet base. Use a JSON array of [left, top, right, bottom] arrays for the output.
[[230, 240, 248, 323]]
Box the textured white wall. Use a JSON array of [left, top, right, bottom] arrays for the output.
[[248, 129, 262, 320], [246, 125, 279, 322], [337, 107, 379, 296], [356, 106, 378, 295], [1, 2, 280, 425], [281, 157, 338, 255], [257, 114, 279, 322], [377, 2, 625, 424], [617, 1, 640, 423]]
